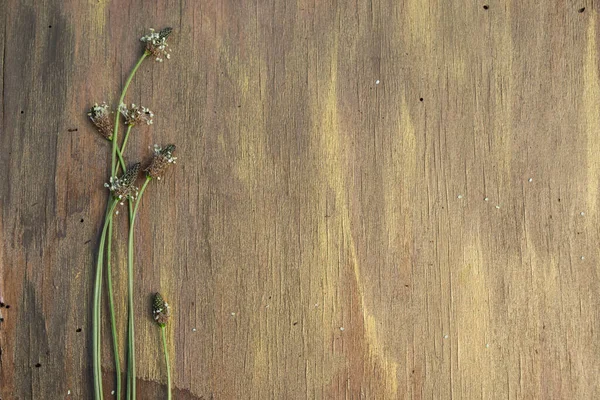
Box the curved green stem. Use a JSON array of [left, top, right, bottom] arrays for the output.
[[116, 147, 127, 174], [106, 218, 121, 400], [126, 176, 152, 400], [161, 326, 172, 400], [115, 126, 134, 175], [93, 199, 118, 399], [111, 52, 148, 177], [102, 51, 147, 400], [106, 129, 132, 400], [121, 125, 134, 154]]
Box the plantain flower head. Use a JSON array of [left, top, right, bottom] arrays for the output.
[[152, 292, 171, 327], [105, 162, 141, 203], [88, 102, 113, 140], [146, 144, 177, 180], [119, 103, 154, 126], [140, 27, 173, 62]]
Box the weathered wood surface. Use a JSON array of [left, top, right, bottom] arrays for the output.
[[2, 0, 600, 398]]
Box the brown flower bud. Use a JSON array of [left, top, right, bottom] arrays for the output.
[[119, 103, 154, 126], [146, 144, 177, 180], [140, 27, 173, 62], [88, 102, 113, 140], [152, 292, 171, 327], [105, 162, 141, 202]]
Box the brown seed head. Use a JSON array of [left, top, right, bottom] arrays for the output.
[[88, 102, 113, 140], [105, 162, 141, 202], [140, 27, 173, 62], [146, 144, 177, 180], [152, 292, 171, 327], [119, 103, 154, 126]]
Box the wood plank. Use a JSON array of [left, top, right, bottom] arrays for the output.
[[1, 0, 599, 398]]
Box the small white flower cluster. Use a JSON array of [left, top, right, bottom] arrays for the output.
[[104, 175, 139, 204], [153, 302, 170, 321], [87, 102, 113, 139], [153, 144, 177, 162], [119, 103, 154, 126], [149, 144, 177, 181], [88, 102, 110, 118], [140, 28, 172, 62]]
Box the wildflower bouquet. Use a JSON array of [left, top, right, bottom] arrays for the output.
[[88, 27, 176, 400]]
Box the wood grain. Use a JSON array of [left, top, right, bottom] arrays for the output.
[[1, 0, 600, 398]]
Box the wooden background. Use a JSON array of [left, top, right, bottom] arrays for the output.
[[1, 0, 600, 398]]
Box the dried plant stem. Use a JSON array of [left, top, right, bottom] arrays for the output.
[[93, 199, 118, 399], [161, 326, 172, 400], [111, 52, 148, 177], [126, 176, 152, 400]]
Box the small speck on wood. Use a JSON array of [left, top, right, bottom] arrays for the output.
[[579, 7, 585, 13]]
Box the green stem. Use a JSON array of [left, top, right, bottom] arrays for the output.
[[115, 125, 134, 175], [111, 52, 148, 177], [161, 326, 172, 400], [126, 176, 152, 400], [93, 199, 118, 399], [105, 125, 136, 400], [116, 147, 127, 174], [103, 52, 147, 400], [106, 218, 121, 400], [121, 125, 134, 154]]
